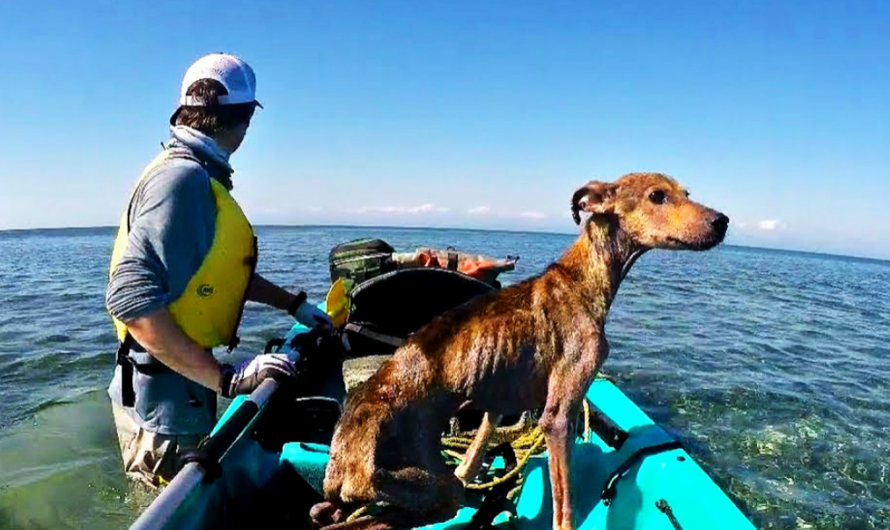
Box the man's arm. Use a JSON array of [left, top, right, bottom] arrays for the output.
[[127, 308, 224, 392], [247, 274, 299, 311], [248, 274, 332, 329], [127, 306, 297, 397]]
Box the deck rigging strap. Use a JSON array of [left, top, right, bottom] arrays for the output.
[[343, 322, 406, 347], [600, 440, 684, 505], [656, 499, 685, 530]]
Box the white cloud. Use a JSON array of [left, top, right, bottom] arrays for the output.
[[467, 206, 491, 215], [758, 219, 780, 231], [305, 206, 324, 213], [408, 203, 449, 214], [349, 203, 449, 215], [520, 210, 548, 220]]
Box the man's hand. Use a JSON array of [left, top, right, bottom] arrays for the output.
[[219, 354, 297, 398], [290, 298, 333, 329]]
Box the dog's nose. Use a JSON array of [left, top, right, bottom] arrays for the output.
[[710, 214, 729, 231]]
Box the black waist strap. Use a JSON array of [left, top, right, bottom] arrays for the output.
[[116, 333, 173, 407]]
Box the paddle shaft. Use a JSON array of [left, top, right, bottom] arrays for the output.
[[128, 379, 280, 530]]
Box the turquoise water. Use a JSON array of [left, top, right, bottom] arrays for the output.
[[0, 226, 888, 529]]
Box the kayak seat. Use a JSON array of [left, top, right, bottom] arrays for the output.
[[279, 441, 331, 496], [344, 268, 497, 358], [252, 396, 343, 452]]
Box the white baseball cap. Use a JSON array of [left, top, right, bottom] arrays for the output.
[[170, 53, 263, 125]]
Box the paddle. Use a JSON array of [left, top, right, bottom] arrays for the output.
[[324, 278, 350, 329]]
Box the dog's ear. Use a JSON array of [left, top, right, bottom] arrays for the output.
[[571, 181, 616, 225]]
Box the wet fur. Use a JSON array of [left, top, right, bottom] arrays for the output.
[[312, 173, 729, 530]]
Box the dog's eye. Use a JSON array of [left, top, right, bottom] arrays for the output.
[[649, 190, 667, 205]]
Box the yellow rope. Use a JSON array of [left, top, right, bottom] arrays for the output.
[[346, 399, 595, 520], [442, 399, 594, 492], [346, 502, 389, 523], [464, 427, 545, 490], [346, 505, 371, 523]]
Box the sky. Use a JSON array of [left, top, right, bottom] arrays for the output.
[[0, 1, 887, 259]]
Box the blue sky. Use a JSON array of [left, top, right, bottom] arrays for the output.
[[0, 1, 887, 259]]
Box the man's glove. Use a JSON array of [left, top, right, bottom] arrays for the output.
[[288, 291, 333, 329], [219, 354, 297, 398]]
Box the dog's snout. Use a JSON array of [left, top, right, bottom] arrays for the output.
[[710, 213, 729, 232]]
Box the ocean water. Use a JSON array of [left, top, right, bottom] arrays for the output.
[[0, 226, 888, 530]]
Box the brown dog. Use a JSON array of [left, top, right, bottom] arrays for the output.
[[311, 173, 729, 530]]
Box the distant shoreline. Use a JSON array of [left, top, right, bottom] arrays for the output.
[[1, 224, 888, 265]]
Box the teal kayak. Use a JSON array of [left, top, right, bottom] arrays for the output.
[[129, 314, 757, 530]]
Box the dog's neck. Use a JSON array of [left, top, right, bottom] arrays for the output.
[[556, 217, 646, 313]]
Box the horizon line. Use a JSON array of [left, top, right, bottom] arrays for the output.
[[1, 222, 888, 265]]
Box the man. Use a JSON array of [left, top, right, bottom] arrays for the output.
[[105, 53, 339, 489]]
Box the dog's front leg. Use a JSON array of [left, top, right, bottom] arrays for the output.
[[540, 391, 579, 530], [455, 412, 502, 484], [540, 350, 605, 530]]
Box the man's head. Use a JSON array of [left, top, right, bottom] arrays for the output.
[[170, 53, 262, 153]]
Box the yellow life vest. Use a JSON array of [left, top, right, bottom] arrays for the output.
[[109, 148, 257, 351]]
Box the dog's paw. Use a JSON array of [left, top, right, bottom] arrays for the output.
[[310, 501, 340, 525]]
